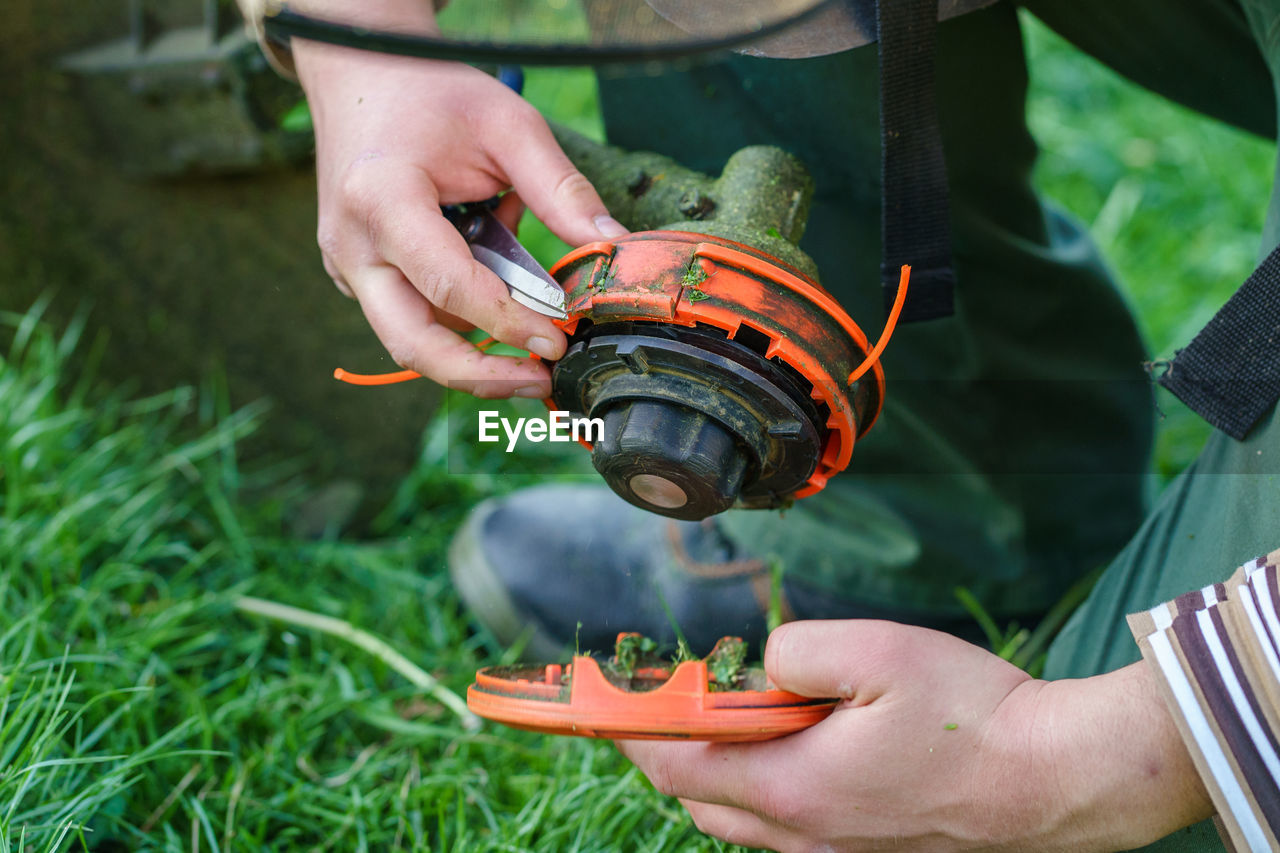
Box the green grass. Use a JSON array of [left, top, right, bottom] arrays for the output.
[[2, 14, 1276, 851], [0, 305, 728, 851]]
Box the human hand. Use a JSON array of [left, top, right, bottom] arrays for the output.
[[618, 620, 1212, 852], [293, 8, 626, 398]]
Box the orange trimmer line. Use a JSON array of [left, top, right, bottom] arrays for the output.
[[332, 368, 421, 385], [847, 265, 910, 385], [332, 336, 499, 386], [337, 266, 906, 388]]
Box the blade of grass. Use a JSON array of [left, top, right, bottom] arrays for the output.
[[233, 596, 479, 731]]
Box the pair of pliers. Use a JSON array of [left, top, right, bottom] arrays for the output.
[[333, 206, 566, 386], [444, 203, 568, 321]]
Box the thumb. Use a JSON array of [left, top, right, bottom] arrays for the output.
[[764, 619, 918, 704], [490, 114, 628, 247]]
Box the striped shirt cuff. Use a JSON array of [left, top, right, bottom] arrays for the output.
[[1129, 548, 1280, 853]]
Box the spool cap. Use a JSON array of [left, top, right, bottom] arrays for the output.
[[592, 400, 749, 520]]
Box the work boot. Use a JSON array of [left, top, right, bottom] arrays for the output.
[[448, 483, 985, 660]]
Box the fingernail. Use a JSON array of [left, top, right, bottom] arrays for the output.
[[525, 335, 559, 360], [593, 215, 628, 239], [514, 385, 546, 398]]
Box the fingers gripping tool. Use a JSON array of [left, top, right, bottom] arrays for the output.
[[442, 65, 566, 321]]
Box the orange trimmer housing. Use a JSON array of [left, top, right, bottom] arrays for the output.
[[545, 231, 898, 517]]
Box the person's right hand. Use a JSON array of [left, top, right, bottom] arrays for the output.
[[619, 620, 1213, 852], [293, 27, 626, 399]]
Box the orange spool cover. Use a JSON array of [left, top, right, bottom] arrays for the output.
[[468, 653, 836, 742]]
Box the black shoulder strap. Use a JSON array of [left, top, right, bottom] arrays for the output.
[[1156, 244, 1280, 440], [877, 0, 956, 322]]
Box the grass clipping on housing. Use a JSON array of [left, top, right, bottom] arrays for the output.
[[599, 633, 766, 692]]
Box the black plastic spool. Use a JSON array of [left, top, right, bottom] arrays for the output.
[[550, 322, 828, 520]]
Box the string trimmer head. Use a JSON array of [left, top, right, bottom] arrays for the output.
[[542, 129, 904, 521], [548, 231, 888, 520]]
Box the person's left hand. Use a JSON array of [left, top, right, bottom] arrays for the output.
[[617, 620, 1211, 852]]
